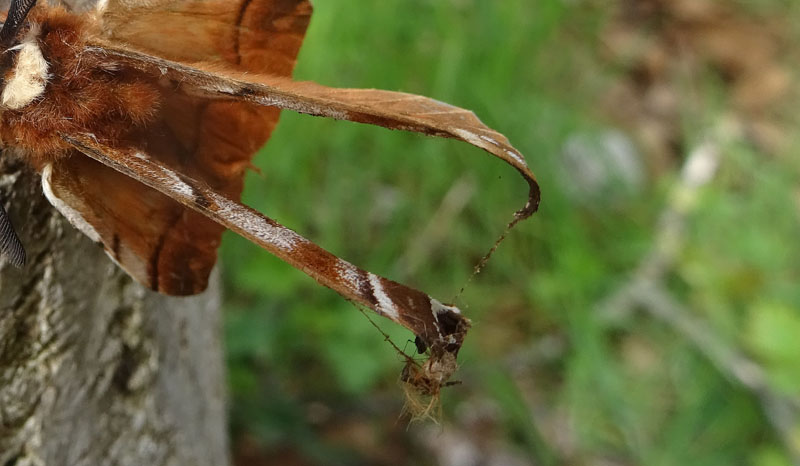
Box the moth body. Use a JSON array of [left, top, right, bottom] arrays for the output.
[[0, 6, 160, 168]]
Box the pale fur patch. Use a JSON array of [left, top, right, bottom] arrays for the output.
[[2, 24, 49, 110], [95, 0, 109, 14]]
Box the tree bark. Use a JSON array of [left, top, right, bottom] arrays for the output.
[[0, 1, 228, 462], [0, 141, 228, 462]]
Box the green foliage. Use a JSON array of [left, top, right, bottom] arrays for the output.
[[747, 303, 800, 395], [222, 0, 800, 464]]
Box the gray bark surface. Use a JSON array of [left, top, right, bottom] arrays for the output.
[[0, 152, 228, 463], [0, 1, 229, 463]]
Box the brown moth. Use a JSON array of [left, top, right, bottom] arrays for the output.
[[0, 0, 539, 394]]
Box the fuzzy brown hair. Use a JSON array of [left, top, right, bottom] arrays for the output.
[[0, 6, 161, 169]]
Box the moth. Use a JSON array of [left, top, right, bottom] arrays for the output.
[[0, 0, 539, 392]]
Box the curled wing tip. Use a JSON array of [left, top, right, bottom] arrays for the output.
[[515, 185, 541, 221], [449, 127, 541, 221], [498, 144, 541, 219]]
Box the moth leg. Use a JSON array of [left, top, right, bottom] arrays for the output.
[[414, 335, 428, 354]]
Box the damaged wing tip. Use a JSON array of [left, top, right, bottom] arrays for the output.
[[514, 184, 541, 221]]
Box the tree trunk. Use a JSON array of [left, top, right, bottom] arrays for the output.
[[0, 147, 228, 462]]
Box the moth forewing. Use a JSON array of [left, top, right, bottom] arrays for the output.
[[86, 43, 541, 219]]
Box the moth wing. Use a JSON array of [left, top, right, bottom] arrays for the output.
[[96, 0, 312, 186], [45, 0, 311, 294], [98, 0, 311, 75], [91, 45, 541, 219], [43, 154, 221, 293], [62, 133, 470, 358]]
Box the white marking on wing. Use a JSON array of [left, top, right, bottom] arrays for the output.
[[335, 261, 364, 292], [478, 134, 500, 146], [104, 250, 123, 268], [206, 192, 300, 252], [505, 149, 527, 167], [131, 152, 193, 197], [430, 298, 462, 344], [453, 129, 528, 167], [123, 150, 301, 253], [430, 297, 462, 315], [368, 273, 400, 321], [41, 164, 102, 242]]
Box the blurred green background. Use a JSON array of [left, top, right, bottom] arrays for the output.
[[221, 1, 800, 465]]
